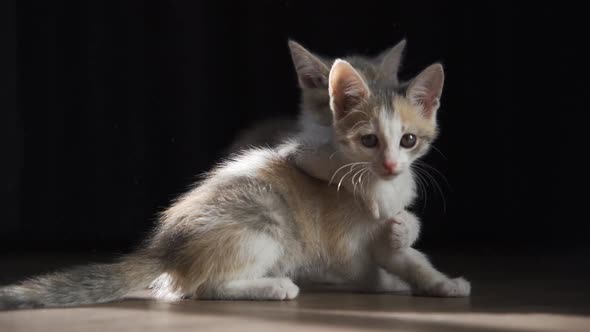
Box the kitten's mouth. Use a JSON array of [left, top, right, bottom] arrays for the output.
[[381, 173, 399, 180], [372, 168, 401, 180]]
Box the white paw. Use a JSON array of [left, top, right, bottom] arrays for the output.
[[386, 212, 418, 250], [261, 278, 300, 300], [419, 277, 471, 297]]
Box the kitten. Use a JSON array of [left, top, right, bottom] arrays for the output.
[[226, 40, 407, 155], [0, 43, 469, 310], [289, 53, 463, 291]]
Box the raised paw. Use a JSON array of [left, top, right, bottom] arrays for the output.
[[386, 211, 420, 250], [417, 277, 471, 297]]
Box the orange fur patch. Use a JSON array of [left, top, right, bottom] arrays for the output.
[[393, 97, 438, 139]]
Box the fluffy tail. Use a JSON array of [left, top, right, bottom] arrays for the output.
[[0, 254, 162, 310]]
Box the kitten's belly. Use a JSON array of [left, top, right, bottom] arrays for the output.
[[294, 245, 374, 286]]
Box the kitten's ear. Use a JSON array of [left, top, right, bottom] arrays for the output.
[[407, 63, 444, 119], [288, 40, 330, 89], [377, 39, 407, 84], [329, 59, 370, 120]]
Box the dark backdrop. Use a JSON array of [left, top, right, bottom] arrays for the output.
[[1, 1, 587, 253]]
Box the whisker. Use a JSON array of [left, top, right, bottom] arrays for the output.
[[351, 167, 368, 199], [340, 109, 368, 122], [336, 161, 368, 192], [356, 168, 369, 199], [430, 145, 448, 160], [413, 163, 447, 213], [361, 169, 374, 199], [336, 163, 365, 193], [349, 121, 370, 133], [411, 166, 427, 212], [358, 168, 368, 186], [415, 160, 452, 191], [329, 162, 368, 185], [351, 166, 366, 185]]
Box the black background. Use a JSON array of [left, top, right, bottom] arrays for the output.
[[1, 1, 588, 254]]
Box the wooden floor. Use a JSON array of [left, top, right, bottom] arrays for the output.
[[1, 250, 589, 332]]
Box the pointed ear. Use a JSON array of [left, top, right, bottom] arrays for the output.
[[377, 39, 407, 84], [288, 40, 330, 89], [407, 63, 444, 119], [329, 59, 370, 120]]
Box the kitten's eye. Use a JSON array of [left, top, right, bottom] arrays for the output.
[[400, 134, 417, 149], [361, 134, 379, 148]]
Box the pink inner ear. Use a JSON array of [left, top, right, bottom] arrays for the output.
[[422, 90, 439, 118], [408, 64, 444, 119], [412, 82, 442, 119], [330, 61, 369, 118], [332, 79, 366, 118]]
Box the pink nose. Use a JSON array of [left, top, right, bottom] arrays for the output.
[[383, 160, 397, 174]]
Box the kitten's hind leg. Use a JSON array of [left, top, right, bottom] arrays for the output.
[[180, 231, 299, 301], [196, 278, 300, 301]]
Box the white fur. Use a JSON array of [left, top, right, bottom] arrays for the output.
[[379, 110, 402, 165], [371, 172, 417, 220], [200, 278, 299, 301], [214, 148, 276, 180], [386, 210, 421, 250], [239, 233, 284, 279], [150, 273, 183, 301], [377, 109, 413, 174]]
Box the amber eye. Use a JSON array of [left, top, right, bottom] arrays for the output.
[[400, 134, 417, 149], [361, 134, 379, 148]]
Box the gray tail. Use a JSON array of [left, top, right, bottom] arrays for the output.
[[0, 254, 162, 310]]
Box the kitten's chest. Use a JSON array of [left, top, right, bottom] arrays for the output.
[[372, 173, 416, 219]]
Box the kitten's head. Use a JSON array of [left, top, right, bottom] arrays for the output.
[[328, 59, 444, 180], [288, 40, 407, 127]]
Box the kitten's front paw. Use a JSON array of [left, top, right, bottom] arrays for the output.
[[417, 277, 471, 297], [386, 211, 419, 250]]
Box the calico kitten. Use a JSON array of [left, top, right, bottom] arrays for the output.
[[0, 42, 469, 310]]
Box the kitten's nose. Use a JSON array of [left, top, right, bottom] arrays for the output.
[[383, 160, 397, 174]]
